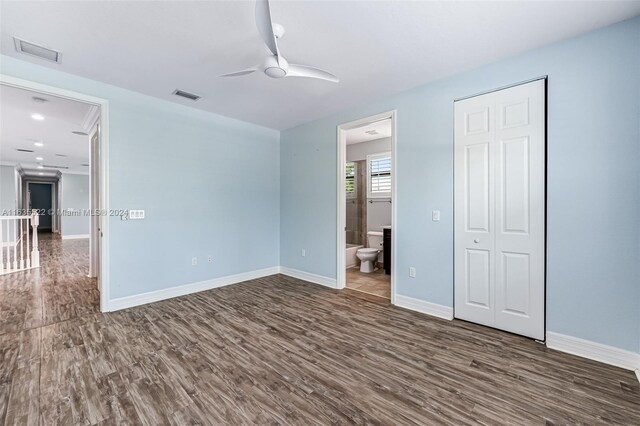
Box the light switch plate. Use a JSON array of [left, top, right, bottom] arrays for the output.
[[409, 267, 416, 278], [432, 210, 440, 222], [129, 209, 145, 220]]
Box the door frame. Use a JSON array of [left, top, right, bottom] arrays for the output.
[[1, 74, 111, 312], [336, 110, 397, 304], [452, 77, 548, 339], [89, 126, 100, 279]]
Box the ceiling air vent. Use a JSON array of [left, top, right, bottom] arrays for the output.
[[13, 37, 62, 63], [55, 154, 68, 157], [365, 130, 379, 135], [16, 148, 34, 153], [172, 89, 201, 101], [43, 164, 69, 169]]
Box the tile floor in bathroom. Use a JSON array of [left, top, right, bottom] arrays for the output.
[[346, 266, 391, 299]]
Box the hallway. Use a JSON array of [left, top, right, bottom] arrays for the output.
[[0, 233, 98, 336]]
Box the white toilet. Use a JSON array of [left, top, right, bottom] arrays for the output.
[[356, 231, 383, 273]]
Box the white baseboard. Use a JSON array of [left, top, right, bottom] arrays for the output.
[[62, 234, 89, 240], [278, 266, 337, 289], [546, 332, 640, 371], [395, 294, 454, 321], [108, 266, 280, 311]]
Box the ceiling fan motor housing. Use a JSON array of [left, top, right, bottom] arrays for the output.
[[263, 55, 288, 78]]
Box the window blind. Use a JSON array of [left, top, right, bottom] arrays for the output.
[[369, 155, 391, 196], [346, 162, 356, 197]]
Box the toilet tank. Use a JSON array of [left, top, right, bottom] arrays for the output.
[[367, 231, 383, 249]]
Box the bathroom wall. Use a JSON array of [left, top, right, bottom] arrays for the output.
[[367, 202, 391, 233], [346, 137, 391, 162], [346, 137, 392, 233]]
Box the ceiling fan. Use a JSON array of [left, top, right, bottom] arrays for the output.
[[220, 0, 339, 83]]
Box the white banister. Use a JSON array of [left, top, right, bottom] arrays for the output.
[[31, 213, 39, 268], [0, 213, 40, 275]]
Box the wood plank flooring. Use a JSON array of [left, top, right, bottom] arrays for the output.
[[0, 233, 99, 336], [1, 236, 639, 425]]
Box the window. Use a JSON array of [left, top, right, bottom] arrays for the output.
[[367, 152, 391, 198], [345, 162, 357, 198]]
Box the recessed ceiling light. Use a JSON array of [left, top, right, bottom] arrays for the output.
[[35, 156, 43, 161], [37, 165, 44, 169], [31, 114, 44, 121], [34, 142, 44, 147], [72, 131, 89, 136], [38, 172, 44, 176]]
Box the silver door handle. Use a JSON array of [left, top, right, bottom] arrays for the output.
[[474, 239, 480, 243]]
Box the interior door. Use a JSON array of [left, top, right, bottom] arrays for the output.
[[29, 183, 53, 231], [89, 127, 100, 280], [454, 79, 545, 340], [454, 93, 496, 328]]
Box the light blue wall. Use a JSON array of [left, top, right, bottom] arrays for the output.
[[1, 55, 280, 300], [61, 173, 90, 236], [281, 18, 640, 352], [0, 165, 17, 213]]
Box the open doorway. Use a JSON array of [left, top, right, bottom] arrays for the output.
[[337, 111, 396, 302], [0, 76, 110, 316]]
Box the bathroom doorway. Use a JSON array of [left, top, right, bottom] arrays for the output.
[[337, 111, 396, 302]]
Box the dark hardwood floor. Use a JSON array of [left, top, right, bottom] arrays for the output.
[[1, 236, 639, 425]]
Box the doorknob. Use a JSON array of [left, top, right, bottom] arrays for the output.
[[474, 239, 480, 243]]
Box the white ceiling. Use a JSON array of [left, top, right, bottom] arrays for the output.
[[1, 1, 639, 130], [0, 84, 93, 175], [346, 119, 392, 145]]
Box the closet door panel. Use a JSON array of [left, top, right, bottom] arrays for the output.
[[455, 80, 545, 340]]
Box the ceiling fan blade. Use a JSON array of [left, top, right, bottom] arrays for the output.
[[255, 0, 279, 57], [220, 68, 257, 77], [287, 64, 339, 83]]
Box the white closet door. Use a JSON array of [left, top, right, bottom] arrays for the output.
[[454, 93, 496, 328], [454, 80, 545, 340]]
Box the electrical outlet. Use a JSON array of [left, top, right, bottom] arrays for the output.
[[191, 257, 197, 266], [301, 249, 306, 257], [432, 210, 440, 222], [207, 256, 213, 263], [409, 267, 416, 278]]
